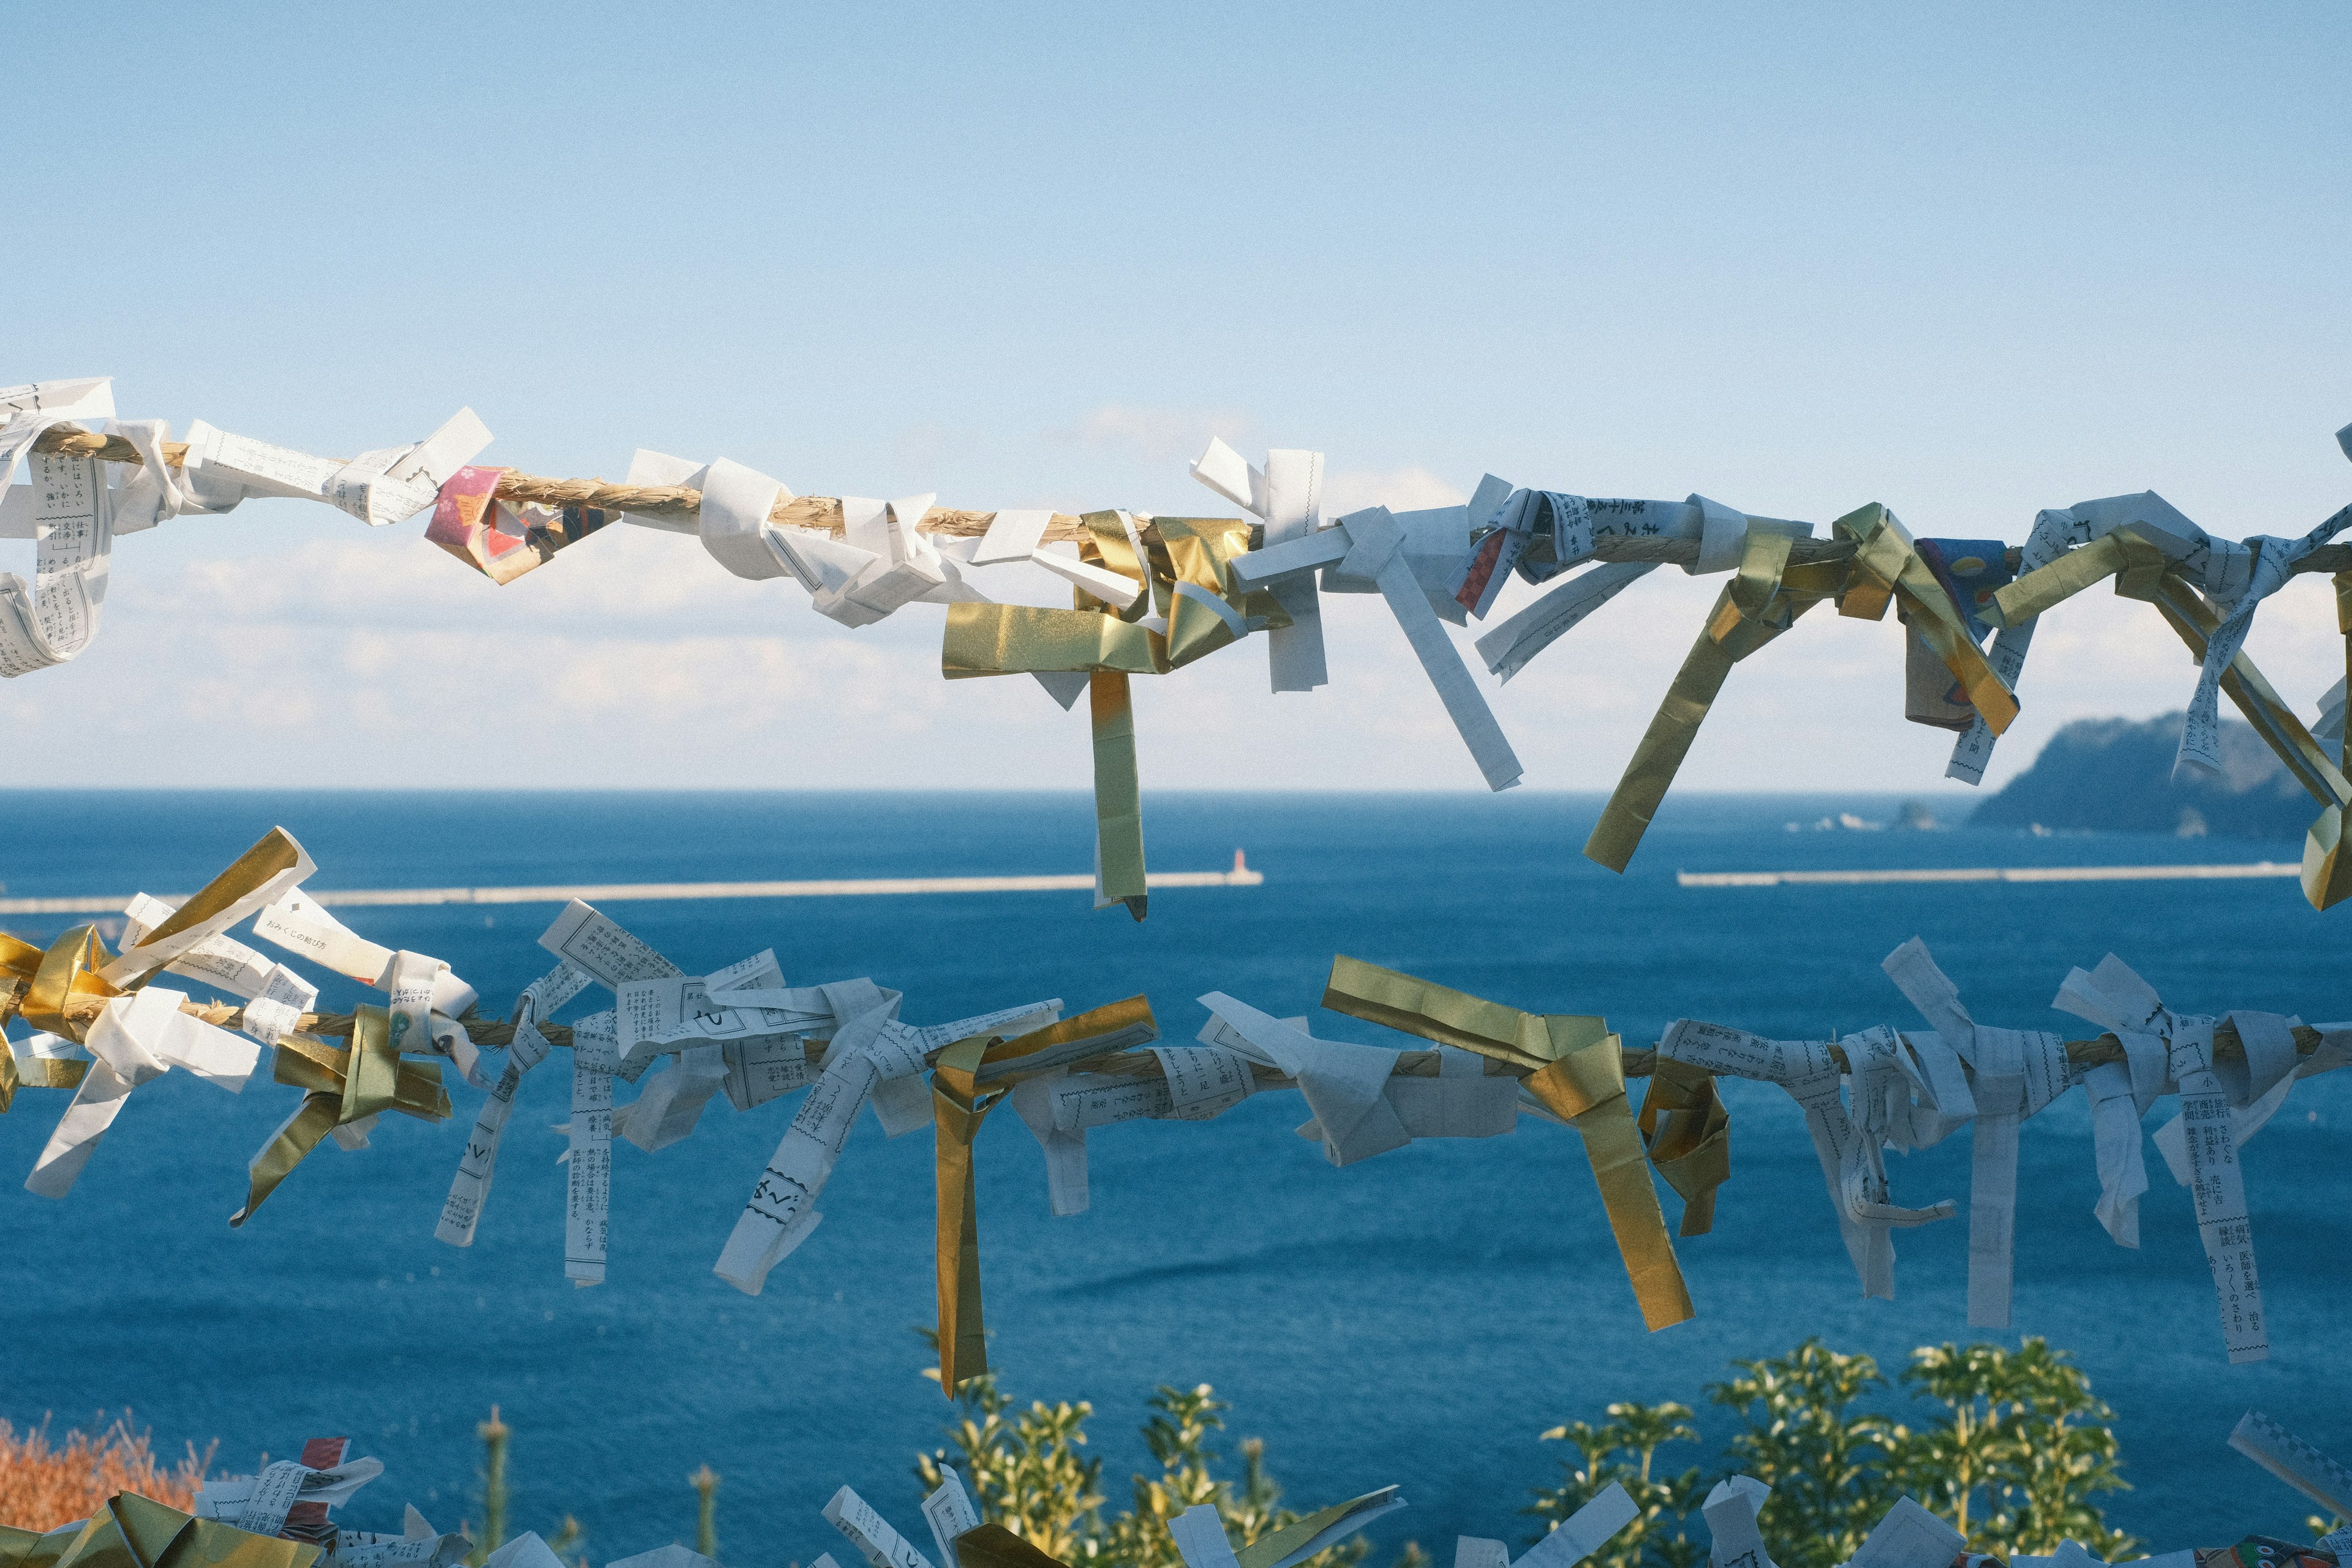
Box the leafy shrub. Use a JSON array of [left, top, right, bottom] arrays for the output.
[[1527, 1339, 2136, 1567], [915, 1357, 1420, 1568]]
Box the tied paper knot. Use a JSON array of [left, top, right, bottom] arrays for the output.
[[1949, 506, 2104, 783], [177, 405, 490, 527], [1882, 937, 2066, 1327], [1319, 955, 1693, 1330], [1581, 505, 1853, 874], [1, 377, 119, 677], [947, 509, 1272, 916], [1637, 1058, 1732, 1238], [924, 997, 1158, 1392], [1657, 1017, 1947, 1303], [1227, 497, 1524, 793], [234, 1002, 451, 1227], [7, 827, 319, 1197], [1191, 439, 1330, 692], [1463, 489, 1815, 685], [2051, 954, 2289, 1362], [1009, 1037, 1259, 1219], [1991, 460, 2352, 783], [432, 956, 595, 1252]]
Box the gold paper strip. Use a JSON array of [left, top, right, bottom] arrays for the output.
[[2309, 573, 2352, 909], [1319, 956, 1692, 1330], [1990, 530, 2129, 627], [932, 1032, 998, 1395], [1321, 954, 1552, 1066], [1835, 502, 1911, 622], [2097, 557, 2352, 908], [1525, 1038, 1695, 1330], [232, 1009, 450, 1226], [1838, 506, 2018, 733], [927, 998, 1160, 1392], [126, 828, 304, 960], [7, 1490, 318, 1568], [232, 1092, 342, 1228], [940, 603, 1161, 677], [1586, 579, 1822, 873], [1091, 672, 1147, 919], [22, 927, 120, 1039], [340, 1005, 402, 1123], [1638, 1057, 1730, 1237], [1721, 527, 1796, 632]]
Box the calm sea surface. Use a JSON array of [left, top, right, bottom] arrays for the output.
[[1, 791, 2343, 1559]]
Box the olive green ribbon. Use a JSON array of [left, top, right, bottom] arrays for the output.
[[941, 514, 1268, 919], [232, 1005, 451, 1227], [1638, 1056, 1731, 1238], [1587, 504, 2022, 874], [1, 1490, 318, 1568], [1320, 955, 1694, 1330], [929, 997, 1161, 1392], [2309, 571, 2352, 910]]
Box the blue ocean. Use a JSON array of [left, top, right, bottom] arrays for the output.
[[2, 791, 2343, 1561]]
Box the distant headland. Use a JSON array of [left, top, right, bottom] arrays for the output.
[[1971, 712, 2318, 838]]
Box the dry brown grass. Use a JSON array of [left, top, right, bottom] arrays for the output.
[[0, 1415, 213, 1531]]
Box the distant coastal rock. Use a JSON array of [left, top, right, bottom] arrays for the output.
[[1970, 712, 2318, 838]]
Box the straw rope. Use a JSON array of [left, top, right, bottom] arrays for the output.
[[43, 422, 2343, 573], [13, 981, 2322, 1082]]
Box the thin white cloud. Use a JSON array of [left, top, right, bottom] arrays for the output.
[[1319, 466, 1467, 518], [1045, 404, 1254, 469]]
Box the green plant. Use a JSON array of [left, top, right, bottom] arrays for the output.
[[466, 1407, 511, 1567], [914, 1340, 1413, 1568], [1526, 1403, 1708, 1568], [915, 1362, 1106, 1564], [1708, 1341, 1902, 1568], [1526, 1338, 2136, 1568], [1894, 1340, 2133, 1560], [460, 1408, 586, 1568]]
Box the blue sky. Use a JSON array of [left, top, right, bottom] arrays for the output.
[[9, 1, 2351, 790]]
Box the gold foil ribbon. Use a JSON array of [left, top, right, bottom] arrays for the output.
[[1319, 956, 1694, 1330], [938, 514, 1263, 919], [932, 1031, 1001, 1395], [1989, 530, 2131, 627], [110, 828, 306, 985], [3, 829, 314, 1110], [1638, 1057, 1730, 1237], [1588, 505, 2021, 874], [1831, 505, 2019, 731], [929, 997, 1159, 1391], [231, 1006, 450, 1227], [17, 927, 123, 1039], [1, 927, 115, 1108], [0, 1490, 317, 1568], [1091, 671, 1147, 919], [1586, 531, 1836, 873]]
